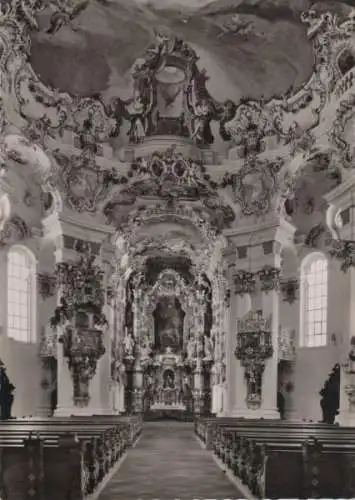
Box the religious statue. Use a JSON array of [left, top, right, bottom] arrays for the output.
[[203, 335, 214, 361], [124, 87, 153, 144], [139, 334, 152, 361], [196, 334, 204, 358], [187, 335, 196, 360], [0, 361, 15, 420], [163, 370, 175, 389], [123, 333, 135, 358], [348, 342, 355, 374]]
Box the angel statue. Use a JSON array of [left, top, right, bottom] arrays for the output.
[[123, 333, 135, 358], [45, 0, 89, 35], [114, 85, 153, 145], [185, 84, 214, 145]]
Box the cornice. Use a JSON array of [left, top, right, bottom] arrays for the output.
[[42, 212, 115, 242], [323, 173, 355, 208], [223, 215, 296, 248]]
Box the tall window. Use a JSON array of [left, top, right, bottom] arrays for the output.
[[7, 246, 36, 343], [300, 253, 328, 347]]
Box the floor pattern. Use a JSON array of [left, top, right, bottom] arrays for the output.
[[98, 421, 243, 500]]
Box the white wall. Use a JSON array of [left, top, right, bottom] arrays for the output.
[[280, 252, 343, 421]]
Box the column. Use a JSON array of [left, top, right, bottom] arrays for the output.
[[324, 175, 355, 426], [42, 213, 114, 416], [224, 216, 296, 419]]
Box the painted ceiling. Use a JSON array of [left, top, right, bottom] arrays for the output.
[[28, 0, 353, 102]]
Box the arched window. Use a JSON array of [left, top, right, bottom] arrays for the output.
[[7, 246, 36, 343], [300, 253, 328, 347]]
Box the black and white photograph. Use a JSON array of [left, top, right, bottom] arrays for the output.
[[0, 0, 354, 498]]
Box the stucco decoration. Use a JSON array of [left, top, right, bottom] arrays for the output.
[[1, 2, 354, 161], [0, 214, 29, 246], [235, 310, 273, 410], [51, 148, 125, 213], [0, 192, 11, 232], [3, 134, 52, 180], [115, 203, 219, 251], [221, 156, 285, 216], [104, 149, 235, 231]]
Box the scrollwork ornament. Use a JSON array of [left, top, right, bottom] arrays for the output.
[[51, 148, 124, 213], [235, 310, 273, 409], [326, 238, 355, 273], [280, 278, 299, 304], [0, 215, 29, 247], [221, 157, 284, 217], [234, 270, 256, 296], [257, 266, 281, 293], [59, 324, 105, 407], [37, 272, 56, 300]]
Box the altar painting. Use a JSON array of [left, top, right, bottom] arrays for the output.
[[153, 296, 185, 352]]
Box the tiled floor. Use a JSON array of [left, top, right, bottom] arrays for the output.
[[98, 421, 243, 500]]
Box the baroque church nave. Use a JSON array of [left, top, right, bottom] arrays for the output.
[[1, 0, 355, 498]]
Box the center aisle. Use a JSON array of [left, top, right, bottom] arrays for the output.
[[98, 421, 243, 500]]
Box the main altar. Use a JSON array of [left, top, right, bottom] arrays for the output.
[[118, 268, 217, 419]]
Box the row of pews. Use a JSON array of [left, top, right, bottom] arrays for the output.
[[195, 416, 355, 499], [0, 414, 142, 499]]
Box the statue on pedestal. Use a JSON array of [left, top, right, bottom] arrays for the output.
[[0, 361, 15, 420], [123, 333, 135, 358], [187, 335, 196, 360], [139, 334, 152, 361], [203, 335, 214, 361], [348, 337, 355, 374]]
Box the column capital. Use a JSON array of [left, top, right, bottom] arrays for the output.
[[233, 269, 256, 296], [257, 265, 281, 293]]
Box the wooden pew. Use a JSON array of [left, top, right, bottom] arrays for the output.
[[195, 417, 355, 498], [0, 415, 143, 499]]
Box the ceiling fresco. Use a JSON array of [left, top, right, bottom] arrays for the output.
[[27, 0, 319, 101]]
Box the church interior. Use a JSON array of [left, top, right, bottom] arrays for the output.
[[2, 0, 355, 498]]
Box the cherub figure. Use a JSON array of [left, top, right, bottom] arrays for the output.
[[45, 0, 89, 35]]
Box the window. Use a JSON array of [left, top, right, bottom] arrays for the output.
[[7, 246, 36, 343], [300, 253, 328, 347]]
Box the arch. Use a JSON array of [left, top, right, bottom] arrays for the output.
[[299, 251, 328, 348], [7, 245, 37, 343]]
